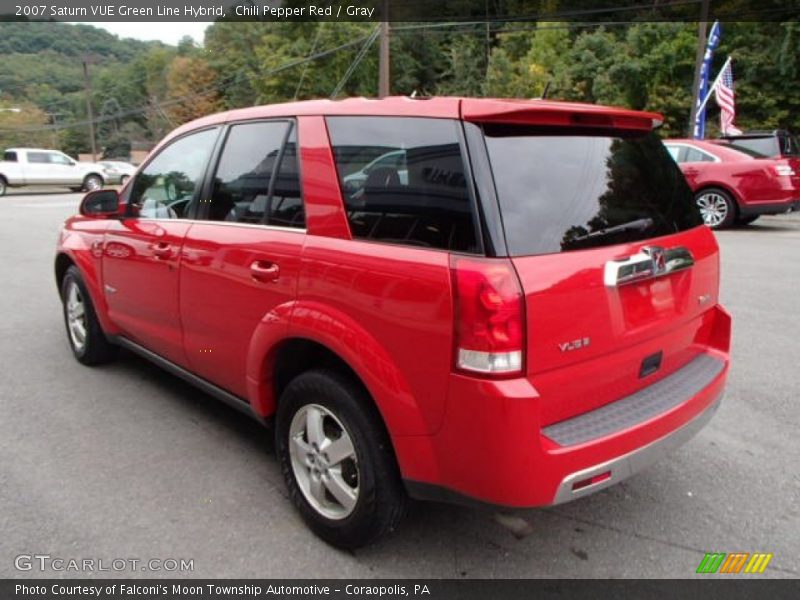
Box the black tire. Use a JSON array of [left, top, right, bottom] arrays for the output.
[[736, 215, 759, 227], [275, 369, 406, 549], [0, 176, 7, 196], [82, 174, 104, 192], [695, 187, 737, 230], [61, 266, 117, 365]]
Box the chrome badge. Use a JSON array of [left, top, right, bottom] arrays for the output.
[[558, 337, 591, 352]]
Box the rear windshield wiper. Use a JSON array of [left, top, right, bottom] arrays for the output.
[[573, 218, 654, 242]]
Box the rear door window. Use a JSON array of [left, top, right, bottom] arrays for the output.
[[326, 116, 480, 253], [207, 120, 304, 226], [481, 125, 702, 256], [27, 152, 49, 164]]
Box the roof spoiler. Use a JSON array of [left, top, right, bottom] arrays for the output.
[[461, 99, 662, 131]]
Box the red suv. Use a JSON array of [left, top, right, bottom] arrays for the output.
[[55, 97, 731, 548]]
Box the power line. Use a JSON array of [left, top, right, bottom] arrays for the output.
[[330, 25, 381, 99], [0, 35, 372, 134], [390, 0, 703, 30]]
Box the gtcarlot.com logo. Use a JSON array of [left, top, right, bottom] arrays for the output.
[[14, 554, 194, 573], [696, 552, 773, 574]]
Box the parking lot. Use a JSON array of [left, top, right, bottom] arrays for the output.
[[0, 191, 798, 579]]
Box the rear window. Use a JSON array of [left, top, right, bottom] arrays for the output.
[[326, 116, 480, 253], [482, 126, 702, 256], [723, 135, 799, 157]]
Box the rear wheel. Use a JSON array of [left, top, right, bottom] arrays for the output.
[[83, 174, 103, 192], [61, 266, 117, 365], [695, 188, 736, 230], [275, 370, 406, 549]]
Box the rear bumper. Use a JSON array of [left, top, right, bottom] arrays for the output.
[[739, 199, 800, 216], [400, 306, 731, 509], [550, 392, 721, 505]]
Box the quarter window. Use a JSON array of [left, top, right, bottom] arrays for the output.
[[683, 147, 715, 163], [326, 116, 479, 253], [128, 127, 219, 219], [3, 151, 18, 162], [208, 121, 304, 228]]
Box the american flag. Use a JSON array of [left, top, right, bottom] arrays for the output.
[[714, 60, 742, 135]]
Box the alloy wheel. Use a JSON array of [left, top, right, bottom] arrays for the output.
[[288, 403, 360, 520], [696, 192, 729, 228], [65, 281, 87, 352]]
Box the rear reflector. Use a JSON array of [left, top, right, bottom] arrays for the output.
[[572, 471, 612, 491], [450, 256, 525, 377]]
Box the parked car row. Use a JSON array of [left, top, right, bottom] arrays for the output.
[[0, 147, 137, 196], [56, 96, 731, 548]]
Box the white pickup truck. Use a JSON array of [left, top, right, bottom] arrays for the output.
[[0, 148, 109, 196]]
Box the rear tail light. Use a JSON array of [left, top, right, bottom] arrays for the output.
[[450, 256, 525, 377], [772, 165, 795, 177]]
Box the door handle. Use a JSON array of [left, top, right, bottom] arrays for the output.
[[152, 242, 173, 259], [250, 260, 280, 282]]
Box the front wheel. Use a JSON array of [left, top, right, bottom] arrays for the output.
[[695, 188, 736, 230], [0, 176, 7, 196], [276, 370, 406, 549], [83, 174, 103, 192], [61, 266, 117, 365]]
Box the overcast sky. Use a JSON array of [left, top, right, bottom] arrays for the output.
[[76, 22, 211, 46]]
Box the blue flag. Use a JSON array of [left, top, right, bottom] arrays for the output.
[[693, 21, 721, 139]]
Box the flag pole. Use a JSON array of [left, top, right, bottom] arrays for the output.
[[696, 55, 733, 116]]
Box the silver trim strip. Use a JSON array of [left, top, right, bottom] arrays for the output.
[[130, 217, 307, 234], [550, 394, 722, 505]]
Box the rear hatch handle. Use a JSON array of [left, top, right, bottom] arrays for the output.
[[604, 246, 694, 287]]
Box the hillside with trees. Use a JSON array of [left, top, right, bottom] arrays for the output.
[[0, 19, 797, 158]]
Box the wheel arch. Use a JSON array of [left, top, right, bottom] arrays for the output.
[[54, 249, 118, 335], [245, 298, 434, 437], [84, 172, 105, 185], [695, 183, 742, 213]]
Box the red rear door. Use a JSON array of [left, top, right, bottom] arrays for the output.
[[477, 123, 723, 425], [179, 120, 305, 398]]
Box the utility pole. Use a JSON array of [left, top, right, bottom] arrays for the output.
[[688, 0, 711, 136], [82, 55, 98, 160], [378, 0, 390, 97], [46, 112, 64, 149]]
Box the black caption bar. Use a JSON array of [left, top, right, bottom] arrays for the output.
[[3, 580, 800, 600], [1, 0, 799, 22]]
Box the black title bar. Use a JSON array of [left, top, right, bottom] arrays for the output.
[[1, 0, 799, 23]]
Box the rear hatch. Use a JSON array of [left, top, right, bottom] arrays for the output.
[[475, 120, 721, 426]]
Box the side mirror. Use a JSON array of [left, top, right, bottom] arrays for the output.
[[80, 189, 120, 218]]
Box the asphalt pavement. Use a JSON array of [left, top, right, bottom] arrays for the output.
[[1, 192, 798, 578]]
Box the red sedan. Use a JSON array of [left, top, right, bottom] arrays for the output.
[[665, 138, 800, 229]]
